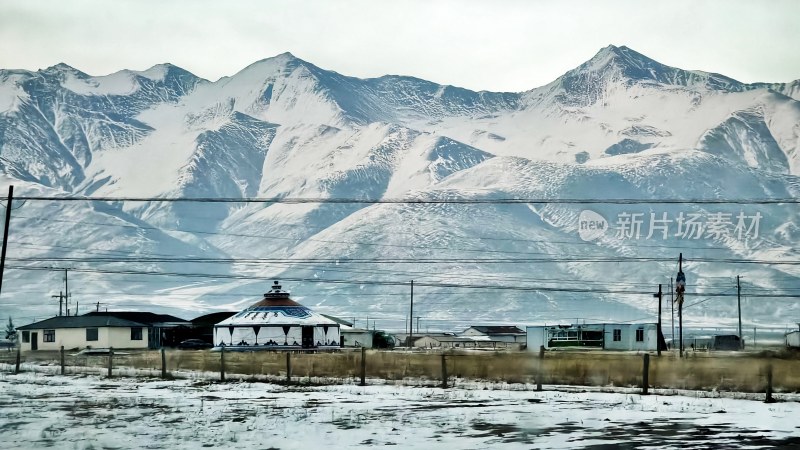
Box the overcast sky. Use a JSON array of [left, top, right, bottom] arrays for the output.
[[1, 0, 798, 92]]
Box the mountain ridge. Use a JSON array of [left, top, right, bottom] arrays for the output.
[[0, 45, 798, 332]]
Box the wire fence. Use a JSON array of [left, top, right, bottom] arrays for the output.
[[2, 347, 799, 395]]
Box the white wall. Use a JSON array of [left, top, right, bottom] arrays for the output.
[[462, 328, 524, 343], [604, 324, 657, 351], [786, 331, 799, 348], [526, 326, 548, 350], [106, 327, 149, 350], [342, 331, 373, 348], [461, 328, 485, 337], [413, 336, 443, 348], [18, 327, 148, 352], [214, 325, 340, 347]]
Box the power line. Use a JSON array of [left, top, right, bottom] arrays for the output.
[[7, 255, 800, 265], [11, 213, 745, 255], [14, 195, 800, 204], [7, 265, 799, 298]]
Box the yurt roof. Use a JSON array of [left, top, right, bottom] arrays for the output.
[[216, 281, 338, 327]]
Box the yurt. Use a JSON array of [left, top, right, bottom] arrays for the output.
[[213, 281, 340, 350]]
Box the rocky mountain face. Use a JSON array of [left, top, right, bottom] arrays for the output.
[[1, 45, 798, 333]]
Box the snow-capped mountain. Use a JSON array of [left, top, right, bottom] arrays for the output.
[[0, 45, 798, 334]]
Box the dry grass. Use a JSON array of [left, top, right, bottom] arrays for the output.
[[8, 348, 800, 393]]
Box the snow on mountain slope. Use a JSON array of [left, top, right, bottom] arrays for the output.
[[408, 47, 800, 176], [231, 150, 797, 329], [207, 122, 493, 260], [0, 176, 231, 317], [0, 46, 797, 331], [0, 70, 31, 112]]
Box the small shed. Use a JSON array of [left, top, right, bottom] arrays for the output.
[[17, 316, 149, 351], [712, 335, 743, 350], [213, 281, 340, 350], [785, 330, 799, 348]]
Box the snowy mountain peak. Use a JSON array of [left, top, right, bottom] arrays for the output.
[[129, 63, 187, 82], [40, 62, 89, 79], [526, 45, 752, 108], [573, 44, 742, 89]]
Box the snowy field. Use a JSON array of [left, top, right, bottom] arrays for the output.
[[1, 370, 799, 449]]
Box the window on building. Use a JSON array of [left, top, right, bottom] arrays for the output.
[[636, 329, 644, 342], [86, 328, 98, 341], [131, 327, 143, 341], [613, 329, 621, 341], [44, 329, 55, 342], [21, 331, 30, 343]]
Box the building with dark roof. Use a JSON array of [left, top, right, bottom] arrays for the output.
[[188, 312, 238, 344], [17, 316, 150, 352]]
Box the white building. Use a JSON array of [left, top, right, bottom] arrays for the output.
[[413, 334, 480, 349], [786, 328, 800, 348], [213, 281, 340, 350], [17, 316, 149, 352], [340, 326, 374, 348], [526, 323, 662, 351], [461, 326, 527, 343]]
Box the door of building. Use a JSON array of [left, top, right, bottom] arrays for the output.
[[31, 332, 38, 350], [301, 326, 314, 348]]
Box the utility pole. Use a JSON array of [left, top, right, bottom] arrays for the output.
[[416, 316, 422, 335], [737, 275, 743, 350], [675, 253, 686, 358], [408, 280, 414, 347], [64, 269, 69, 316], [670, 277, 674, 347], [0, 185, 13, 300], [654, 284, 662, 356], [52, 291, 64, 316]]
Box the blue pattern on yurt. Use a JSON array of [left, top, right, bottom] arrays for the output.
[[246, 306, 312, 319]]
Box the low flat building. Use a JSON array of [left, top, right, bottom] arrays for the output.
[[414, 334, 479, 349], [17, 316, 149, 352], [461, 326, 527, 343], [413, 333, 517, 349], [526, 323, 666, 351], [83, 311, 190, 349]]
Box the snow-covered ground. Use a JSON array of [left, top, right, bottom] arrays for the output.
[[1, 369, 798, 449]]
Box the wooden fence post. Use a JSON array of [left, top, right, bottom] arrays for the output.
[[642, 353, 650, 395], [360, 347, 366, 386], [107, 347, 114, 377], [220, 346, 226, 382], [60, 346, 65, 375], [14, 348, 20, 374], [765, 364, 775, 403], [161, 347, 167, 379], [537, 345, 545, 391], [286, 352, 291, 384], [441, 352, 448, 389]]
